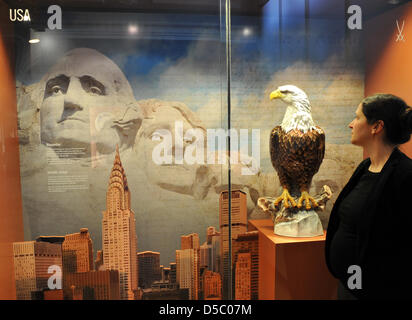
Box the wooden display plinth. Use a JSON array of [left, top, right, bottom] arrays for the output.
[[249, 219, 337, 300]]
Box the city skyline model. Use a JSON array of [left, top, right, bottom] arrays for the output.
[[13, 146, 255, 300]]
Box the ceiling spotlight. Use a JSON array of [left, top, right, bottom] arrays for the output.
[[243, 27, 252, 36], [128, 25, 138, 35], [29, 38, 40, 44]]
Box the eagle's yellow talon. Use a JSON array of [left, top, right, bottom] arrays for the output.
[[274, 189, 297, 208], [297, 191, 319, 210]]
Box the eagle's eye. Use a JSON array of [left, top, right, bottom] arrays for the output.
[[281, 90, 291, 94]]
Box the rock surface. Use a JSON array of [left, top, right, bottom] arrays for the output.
[[274, 210, 324, 237], [258, 185, 332, 237]]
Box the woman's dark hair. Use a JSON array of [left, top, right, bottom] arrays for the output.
[[362, 93, 412, 145]]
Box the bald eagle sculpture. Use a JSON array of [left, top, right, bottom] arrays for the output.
[[269, 85, 325, 210]]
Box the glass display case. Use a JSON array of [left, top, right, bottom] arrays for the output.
[[1, 0, 411, 301]]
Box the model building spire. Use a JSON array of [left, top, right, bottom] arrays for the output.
[[102, 148, 138, 299], [107, 145, 130, 211]]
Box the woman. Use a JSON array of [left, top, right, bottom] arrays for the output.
[[325, 94, 412, 300]]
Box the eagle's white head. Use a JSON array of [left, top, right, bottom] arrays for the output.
[[270, 84, 317, 133], [270, 85, 310, 112]]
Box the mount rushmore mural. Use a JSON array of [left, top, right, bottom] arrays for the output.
[[17, 45, 363, 265]]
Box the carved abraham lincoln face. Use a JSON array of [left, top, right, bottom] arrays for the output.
[[40, 48, 135, 156]]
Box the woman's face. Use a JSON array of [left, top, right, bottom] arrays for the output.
[[348, 103, 374, 147]]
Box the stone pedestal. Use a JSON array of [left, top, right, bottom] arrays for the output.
[[249, 219, 337, 300]]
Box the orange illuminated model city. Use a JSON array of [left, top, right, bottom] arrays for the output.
[[181, 233, 200, 250], [233, 231, 259, 300], [137, 251, 161, 289], [62, 228, 94, 274], [235, 252, 251, 300], [13, 240, 62, 300], [64, 270, 120, 300], [203, 270, 222, 300], [176, 233, 200, 300], [219, 190, 247, 299]]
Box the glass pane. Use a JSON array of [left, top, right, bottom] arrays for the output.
[[0, 0, 232, 301], [229, 0, 412, 300], [2, 0, 412, 303]]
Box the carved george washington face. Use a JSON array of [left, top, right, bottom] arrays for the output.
[[40, 48, 135, 155]]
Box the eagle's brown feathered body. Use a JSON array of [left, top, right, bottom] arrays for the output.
[[270, 126, 325, 196]]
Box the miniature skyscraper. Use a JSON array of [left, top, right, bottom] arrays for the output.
[[102, 146, 138, 300], [219, 190, 247, 299]]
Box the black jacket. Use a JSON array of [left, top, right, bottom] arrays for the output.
[[325, 148, 412, 299]]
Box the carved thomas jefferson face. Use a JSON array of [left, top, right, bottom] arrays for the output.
[[40, 48, 135, 155], [141, 106, 201, 187], [135, 105, 208, 192]]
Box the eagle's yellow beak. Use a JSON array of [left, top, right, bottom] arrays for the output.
[[270, 90, 285, 100]]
